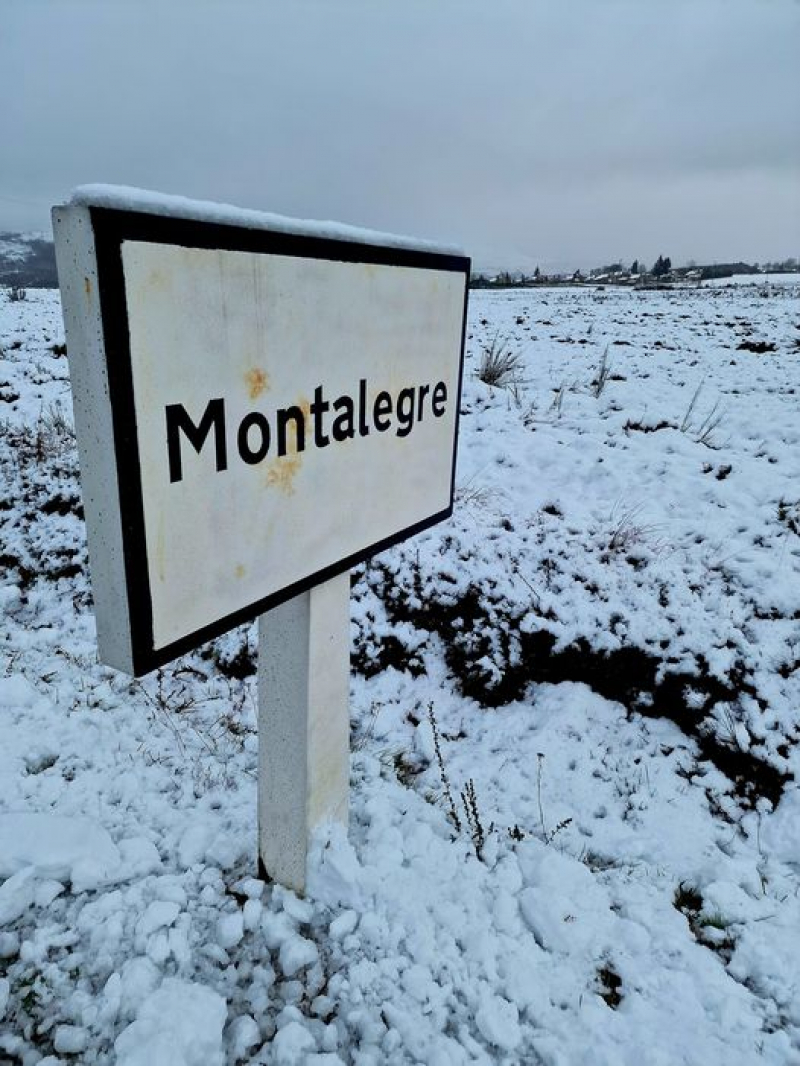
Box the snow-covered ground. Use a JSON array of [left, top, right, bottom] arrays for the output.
[[703, 273, 799, 289], [1, 281, 799, 1064]]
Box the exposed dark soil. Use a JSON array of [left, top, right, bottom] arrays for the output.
[[355, 565, 792, 809], [737, 340, 777, 354]]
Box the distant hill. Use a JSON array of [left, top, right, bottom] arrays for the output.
[[0, 233, 58, 288]]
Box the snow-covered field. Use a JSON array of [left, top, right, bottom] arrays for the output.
[[1, 279, 799, 1064]]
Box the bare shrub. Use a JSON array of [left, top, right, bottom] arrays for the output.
[[679, 383, 703, 432], [549, 382, 567, 417], [777, 499, 800, 536], [536, 752, 572, 845], [591, 346, 612, 398], [1, 403, 75, 464], [477, 333, 525, 389], [680, 382, 725, 447], [455, 478, 500, 510], [604, 501, 662, 557], [427, 702, 461, 832], [695, 400, 725, 447], [460, 779, 486, 859]]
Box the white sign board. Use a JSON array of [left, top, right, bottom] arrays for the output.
[[53, 195, 469, 675]]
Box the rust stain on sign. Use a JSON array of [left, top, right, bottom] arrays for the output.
[[265, 454, 302, 495], [263, 394, 308, 495], [245, 367, 270, 400], [234, 564, 246, 579], [84, 276, 91, 298]]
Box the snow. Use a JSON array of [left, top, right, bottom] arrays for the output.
[[67, 184, 464, 257], [136, 900, 181, 937], [278, 934, 318, 977], [114, 978, 227, 1066], [704, 272, 799, 288], [475, 997, 521, 1051], [0, 812, 121, 889], [271, 1019, 317, 1064], [0, 869, 36, 927], [760, 784, 800, 866], [1, 280, 799, 1061], [217, 909, 244, 949], [53, 1023, 89, 1054], [229, 1013, 261, 1061], [0, 674, 39, 705]]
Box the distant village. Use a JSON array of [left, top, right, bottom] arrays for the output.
[[470, 256, 800, 289], [0, 233, 797, 292]]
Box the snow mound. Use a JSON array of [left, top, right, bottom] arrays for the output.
[[114, 978, 227, 1066], [0, 675, 41, 709], [0, 812, 120, 891], [760, 786, 800, 867]]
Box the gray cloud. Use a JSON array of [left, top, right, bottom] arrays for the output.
[[3, 0, 798, 269]]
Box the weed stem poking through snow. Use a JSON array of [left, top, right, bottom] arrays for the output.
[[428, 703, 462, 832]]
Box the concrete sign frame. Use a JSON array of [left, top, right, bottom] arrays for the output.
[[53, 200, 470, 677]]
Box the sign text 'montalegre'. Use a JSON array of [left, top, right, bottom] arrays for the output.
[[167, 378, 448, 482]]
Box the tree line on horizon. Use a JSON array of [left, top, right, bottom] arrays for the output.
[[470, 255, 799, 289]]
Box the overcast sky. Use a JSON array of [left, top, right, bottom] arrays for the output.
[[3, 0, 798, 271]]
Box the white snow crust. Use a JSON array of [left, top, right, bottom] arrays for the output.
[[0, 280, 798, 1062], [67, 184, 464, 256], [114, 977, 226, 1066], [0, 812, 120, 890]]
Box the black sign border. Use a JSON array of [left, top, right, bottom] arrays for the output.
[[89, 206, 470, 675]]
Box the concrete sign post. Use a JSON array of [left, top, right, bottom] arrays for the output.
[[53, 186, 469, 892], [258, 576, 350, 892]]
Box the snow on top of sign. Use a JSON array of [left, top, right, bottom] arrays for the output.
[[68, 185, 465, 257]]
